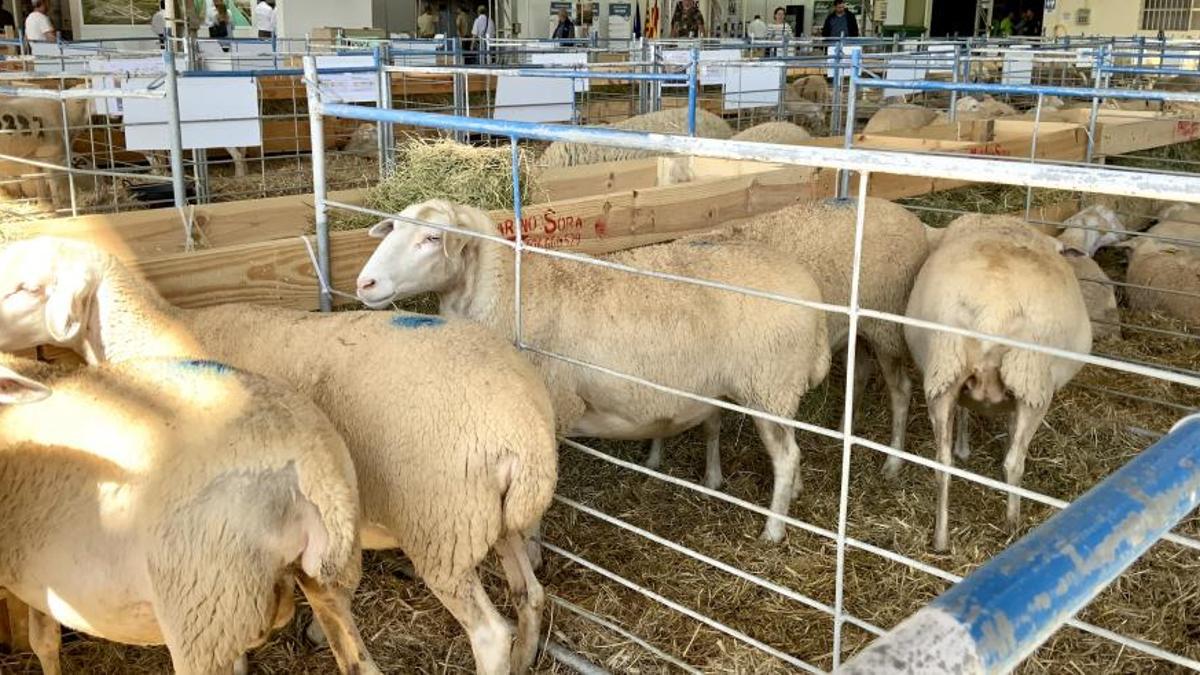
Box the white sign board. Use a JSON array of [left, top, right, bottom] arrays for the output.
[[31, 42, 92, 74], [123, 76, 261, 150], [663, 48, 742, 86], [1001, 46, 1034, 87], [607, 2, 632, 40], [494, 74, 574, 122], [529, 51, 589, 92], [314, 55, 379, 103], [87, 57, 167, 117], [722, 63, 783, 110], [827, 45, 861, 79], [925, 44, 956, 73], [391, 40, 438, 66]]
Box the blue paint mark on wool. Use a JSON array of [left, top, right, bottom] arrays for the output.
[[177, 359, 235, 374], [392, 314, 445, 329]]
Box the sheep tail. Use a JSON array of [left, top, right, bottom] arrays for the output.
[[500, 443, 557, 537], [290, 434, 362, 590]]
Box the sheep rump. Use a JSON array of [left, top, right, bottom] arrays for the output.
[[538, 108, 733, 169], [905, 214, 1091, 551]]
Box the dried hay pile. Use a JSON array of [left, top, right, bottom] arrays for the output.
[[323, 137, 543, 232]]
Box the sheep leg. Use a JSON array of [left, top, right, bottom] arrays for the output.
[[954, 407, 971, 460], [296, 574, 381, 675], [227, 146, 247, 178], [644, 438, 664, 470], [525, 521, 543, 571], [1004, 400, 1047, 530], [496, 531, 545, 674], [929, 388, 958, 553], [702, 412, 723, 491], [429, 573, 512, 675], [877, 350, 913, 479], [838, 341, 876, 436], [4, 594, 30, 651], [754, 418, 799, 543], [27, 607, 60, 675]]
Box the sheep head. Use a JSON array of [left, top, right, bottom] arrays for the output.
[[0, 237, 103, 352], [0, 365, 51, 405], [356, 199, 486, 308]]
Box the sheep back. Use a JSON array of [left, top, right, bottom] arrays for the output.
[[699, 197, 928, 358], [538, 108, 733, 169], [906, 215, 1091, 406], [185, 305, 558, 588], [1125, 221, 1200, 326], [731, 121, 812, 145]]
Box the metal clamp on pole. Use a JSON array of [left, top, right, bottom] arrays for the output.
[[838, 413, 1200, 675]]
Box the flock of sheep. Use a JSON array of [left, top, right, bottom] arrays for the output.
[[4, 171, 1183, 672], [2, 74, 1198, 674]]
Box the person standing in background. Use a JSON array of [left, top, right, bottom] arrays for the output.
[[821, 0, 858, 38], [0, 3, 15, 33], [551, 7, 574, 39], [671, 0, 704, 37], [747, 14, 766, 39], [417, 4, 437, 37], [205, 0, 231, 49], [24, 0, 55, 42], [471, 4, 493, 63], [254, 0, 275, 38], [151, 0, 166, 47]]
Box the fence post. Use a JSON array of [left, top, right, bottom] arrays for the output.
[[303, 56, 333, 313], [836, 48, 861, 200], [838, 413, 1200, 675], [162, 34, 189, 247], [375, 43, 394, 177], [1085, 43, 1106, 164], [687, 46, 698, 136]]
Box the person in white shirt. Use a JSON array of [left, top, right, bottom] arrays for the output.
[[254, 0, 276, 38], [23, 0, 55, 42], [470, 5, 493, 63], [747, 14, 766, 39], [151, 0, 166, 48]]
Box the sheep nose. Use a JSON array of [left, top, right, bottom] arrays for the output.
[[357, 277, 377, 293]]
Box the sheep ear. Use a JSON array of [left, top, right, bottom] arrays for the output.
[[45, 264, 97, 344], [0, 368, 51, 405], [368, 219, 395, 238]]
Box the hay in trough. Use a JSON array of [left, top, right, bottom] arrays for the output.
[[366, 137, 542, 214], [900, 183, 1077, 228]]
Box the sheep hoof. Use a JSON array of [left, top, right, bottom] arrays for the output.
[[881, 459, 902, 480], [758, 525, 785, 544], [933, 531, 949, 553], [305, 619, 328, 646], [233, 654, 249, 675], [703, 472, 723, 491]]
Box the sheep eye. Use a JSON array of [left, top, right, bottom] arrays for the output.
[[425, 234, 442, 243]]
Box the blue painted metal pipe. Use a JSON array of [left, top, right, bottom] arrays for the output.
[[687, 47, 699, 137], [838, 413, 1200, 675], [180, 66, 380, 78], [1102, 65, 1200, 77]]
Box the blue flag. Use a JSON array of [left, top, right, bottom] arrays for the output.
[[633, 1, 642, 37]]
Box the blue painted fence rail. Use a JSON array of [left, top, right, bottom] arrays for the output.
[[838, 413, 1200, 675]]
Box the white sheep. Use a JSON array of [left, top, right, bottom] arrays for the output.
[[0, 90, 90, 205], [1121, 218, 1200, 326], [1056, 205, 1127, 343], [862, 104, 948, 134], [538, 108, 734, 169], [905, 214, 1091, 551], [356, 199, 832, 543], [0, 353, 377, 675], [731, 121, 812, 145], [788, 75, 829, 105], [1056, 204, 1128, 257], [0, 237, 558, 675], [688, 197, 929, 476], [954, 94, 1016, 120]]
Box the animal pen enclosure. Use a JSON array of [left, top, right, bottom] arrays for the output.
[[4, 36, 1200, 675]]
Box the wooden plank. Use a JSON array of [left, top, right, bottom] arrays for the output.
[[540, 157, 661, 201]]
